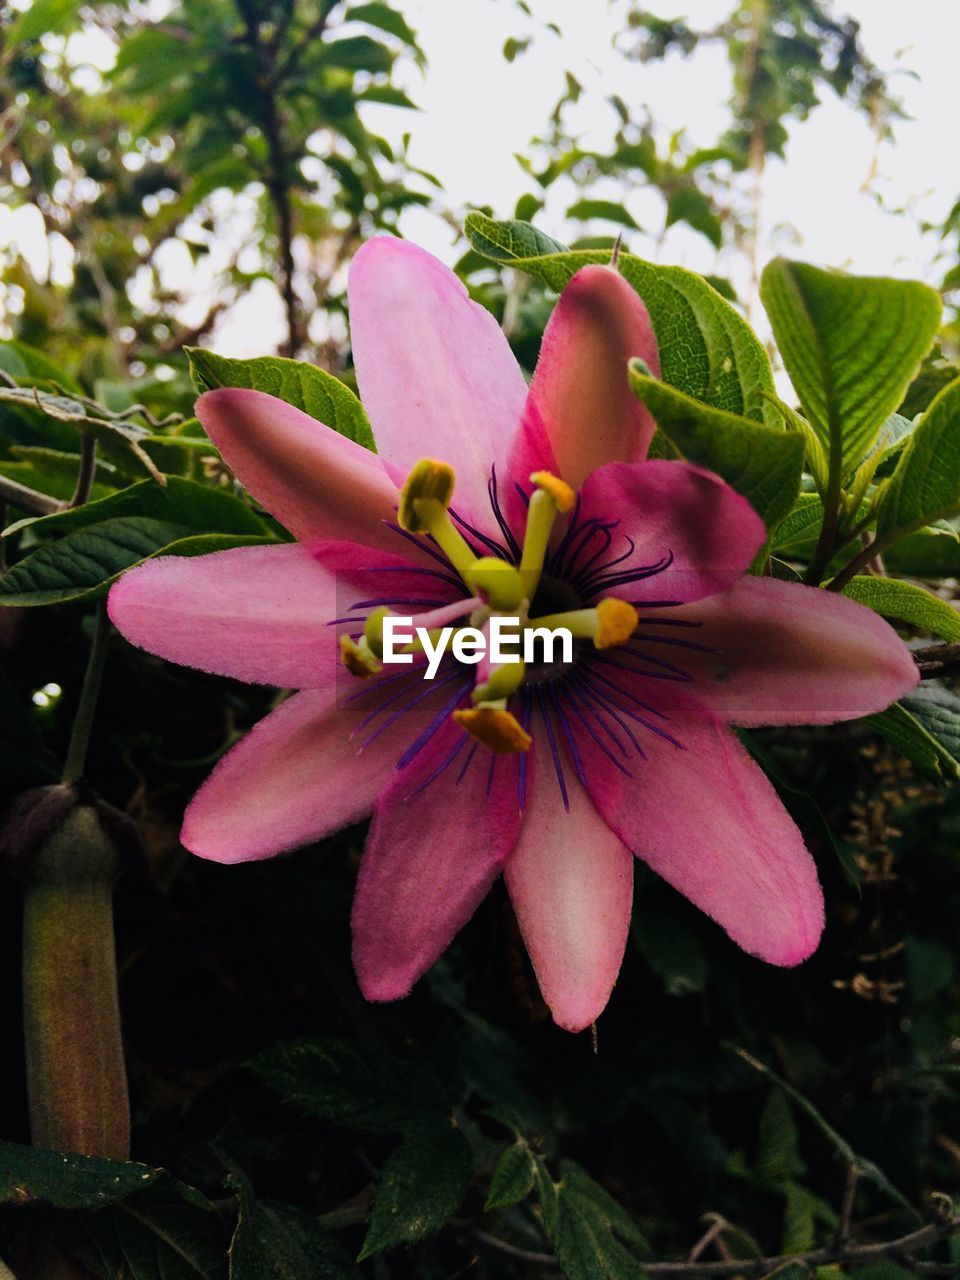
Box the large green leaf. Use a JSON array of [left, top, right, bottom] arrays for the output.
[[6, 475, 270, 540], [841, 576, 960, 642], [0, 1141, 162, 1210], [187, 350, 375, 451], [867, 700, 960, 783], [358, 1122, 473, 1259], [760, 259, 941, 480], [628, 366, 804, 530], [536, 1160, 648, 1280], [250, 1035, 464, 1134], [464, 212, 775, 421], [875, 377, 960, 547], [230, 1195, 355, 1279], [0, 520, 266, 607]]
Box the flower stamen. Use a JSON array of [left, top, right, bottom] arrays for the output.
[[520, 471, 576, 599]]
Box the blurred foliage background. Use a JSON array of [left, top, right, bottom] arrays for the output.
[[0, 1, 959, 1276]]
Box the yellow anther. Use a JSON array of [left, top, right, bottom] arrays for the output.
[[463, 557, 524, 611], [595, 597, 638, 650], [530, 470, 576, 513], [398, 459, 455, 533], [340, 634, 380, 678], [472, 659, 526, 704], [453, 707, 532, 754], [364, 606, 391, 659]]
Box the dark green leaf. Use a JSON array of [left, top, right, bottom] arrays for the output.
[[485, 1141, 537, 1210], [0, 1141, 161, 1209], [250, 1036, 464, 1134], [230, 1195, 356, 1279], [866, 702, 957, 782], [537, 1160, 648, 1280], [0, 520, 266, 607], [358, 1122, 473, 1258], [187, 350, 375, 451]]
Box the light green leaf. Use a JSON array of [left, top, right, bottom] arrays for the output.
[[760, 259, 941, 480], [0, 339, 82, 392], [770, 493, 825, 551], [465, 212, 775, 421], [187, 349, 375, 452], [345, 2, 421, 52], [628, 365, 804, 531], [566, 199, 640, 230], [841, 577, 960, 642], [0, 520, 266, 607], [9, 0, 84, 42], [358, 1122, 473, 1258], [485, 1141, 537, 1211], [875, 377, 960, 547]]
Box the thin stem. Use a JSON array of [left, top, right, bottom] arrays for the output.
[[0, 472, 65, 517], [68, 433, 97, 509], [61, 604, 110, 786], [829, 535, 888, 592]]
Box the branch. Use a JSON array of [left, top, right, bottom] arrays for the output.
[[473, 1216, 960, 1277], [914, 642, 960, 681], [0, 474, 65, 518]]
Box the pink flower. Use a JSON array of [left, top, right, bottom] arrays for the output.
[[108, 238, 918, 1031]]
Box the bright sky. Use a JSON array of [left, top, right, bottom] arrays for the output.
[[2, 0, 956, 356]]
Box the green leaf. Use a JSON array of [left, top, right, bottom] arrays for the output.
[[0, 340, 82, 392], [866, 701, 959, 783], [465, 212, 775, 421], [760, 259, 941, 481], [345, 2, 421, 52], [55, 1180, 227, 1280], [186, 350, 375, 452], [9, 0, 84, 42], [875, 377, 960, 547], [230, 1195, 356, 1279], [627, 365, 804, 531], [902, 686, 960, 767], [756, 1090, 804, 1184], [665, 188, 723, 249], [566, 199, 640, 230], [771, 493, 825, 551], [632, 905, 707, 996], [6, 475, 268, 540], [841, 577, 960, 642], [463, 213, 568, 261], [537, 1160, 648, 1280], [0, 1141, 161, 1209], [885, 526, 960, 577], [485, 1141, 537, 1211], [358, 1122, 473, 1258], [0, 520, 266, 607], [728, 1047, 918, 1216], [250, 1036, 463, 1134], [317, 35, 394, 73]]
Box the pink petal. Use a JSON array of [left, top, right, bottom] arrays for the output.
[[577, 460, 766, 604], [348, 237, 528, 525], [352, 716, 523, 1001], [528, 264, 661, 486], [668, 576, 919, 726], [504, 740, 633, 1032], [108, 544, 341, 687], [196, 388, 401, 549], [182, 670, 461, 863], [579, 690, 823, 966]]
